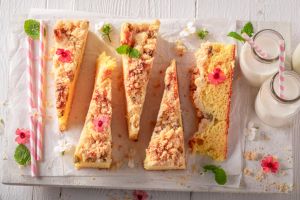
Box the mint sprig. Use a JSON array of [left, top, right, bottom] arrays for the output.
[[24, 19, 40, 40], [227, 21, 254, 42], [116, 45, 141, 58], [197, 29, 209, 40], [14, 144, 31, 166], [241, 22, 254, 37], [100, 23, 112, 42], [203, 164, 227, 185]]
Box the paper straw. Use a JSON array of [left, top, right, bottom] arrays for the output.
[[279, 39, 285, 98], [27, 37, 38, 176], [242, 33, 269, 59], [36, 20, 46, 161]]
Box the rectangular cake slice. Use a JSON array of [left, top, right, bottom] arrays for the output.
[[74, 52, 116, 169], [189, 42, 235, 161], [144, 60, 186, 170], [53, 20, 89, 131], [120, 20, 160, 141]]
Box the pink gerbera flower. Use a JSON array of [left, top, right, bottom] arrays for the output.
[[261, 155, 280, 173], [56, 48, 72, 63], [15, 128, 30, 144], [133, 190, 149, 200], [208, 67, 226, 85], [92, 115, 110, 132]]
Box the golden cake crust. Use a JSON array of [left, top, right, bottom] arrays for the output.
[[189, 42, 235, 161], [144, 60, 186, 170], [120, 20, 160, 141], [74, 52, 116, 169], [53, 20, 89, 131]]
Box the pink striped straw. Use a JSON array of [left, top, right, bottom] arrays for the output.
[[36, 20, 46, 161], [242, 33, 269, 59], [27, 37, 38, 176], [278, 39, 285, 98]]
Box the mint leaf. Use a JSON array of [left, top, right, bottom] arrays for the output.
[[116, 45, 141, 58], [214, 168, 227, 185], [116, 45, 130, 54], [24, 19, 40, 40], [128, 48, 141, 58], [197, 29, 209, 40], [203, 164, 227, 185], [227, 32, 245, 42], [101, 23, 112, 42], [14, 144, 31, 166], [241, 22, 254, 37]]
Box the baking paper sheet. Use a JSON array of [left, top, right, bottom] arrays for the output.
[[4, 9, 292, 190]]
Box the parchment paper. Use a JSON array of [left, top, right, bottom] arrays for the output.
[[5, 9, 272, 189]]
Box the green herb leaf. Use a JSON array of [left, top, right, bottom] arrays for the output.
[[14, 144, 31, 166], [227, 32, 245, 42], [197, 29, 209, 40], [116, 45, 141, 58], [100, 23, 112, 42], [24, 19, 40, 40], [214, 168, 227, 185], [116, 45, 130, 54], [128, 48, 141, 58], [241, 22, 254, 37], [203, 164, 227, 185]]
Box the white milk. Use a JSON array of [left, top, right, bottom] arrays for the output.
[[255, 71, 300, 127], [240, 30, 282, 87]]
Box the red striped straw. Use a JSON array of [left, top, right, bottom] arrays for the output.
[[27, 37, 38, 176], [279, 39, 285, 98], [242, 33, 269, 59], [36, 20, 46, 161]]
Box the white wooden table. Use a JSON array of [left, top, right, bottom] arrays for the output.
[[1, 0, 299, 199]]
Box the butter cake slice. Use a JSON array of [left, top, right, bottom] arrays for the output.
[[189, 42, 235, 161], [120, 20, 160, 141], [53, 20, 89, 131], [144, 60, 186, 170], [74, 52, 116, 169]]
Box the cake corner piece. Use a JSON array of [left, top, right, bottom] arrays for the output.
[[189, 42, 236, 161], [53, 19, 90, 132], [121, 20, 161, 141], [73, 52, 116, 169], [144, 59, 186, 170]]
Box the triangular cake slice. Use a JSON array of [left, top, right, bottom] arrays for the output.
[[120, 20, 160, 141], [53, 20, 89, 131], [74, 52, 116, 169], [144, 60, 186, 170], [189, 42, 235, 161]]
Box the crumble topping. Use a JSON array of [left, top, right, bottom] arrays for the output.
[[75, 66, 113, 164], [53, 20, 89, 117], [121, 21, 159, 105]]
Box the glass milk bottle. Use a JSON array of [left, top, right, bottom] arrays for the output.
[[255, 71, 300, 127], [240, 29, 284, 87]]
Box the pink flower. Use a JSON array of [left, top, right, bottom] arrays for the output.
[[133, 190, 149, 200], [92, 115, 110, 132], [208, 67, 226, 85], [261, 155, 280, 173], [56, 48, 72, 63], [15, 128, 30, 144]]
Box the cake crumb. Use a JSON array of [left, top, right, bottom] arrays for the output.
[[255, 171, 266, 182], [275, 183, 292, 193], [243, 167, 253, 176], [174, 40, 187, 57], [244, 151, 258, 161]]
